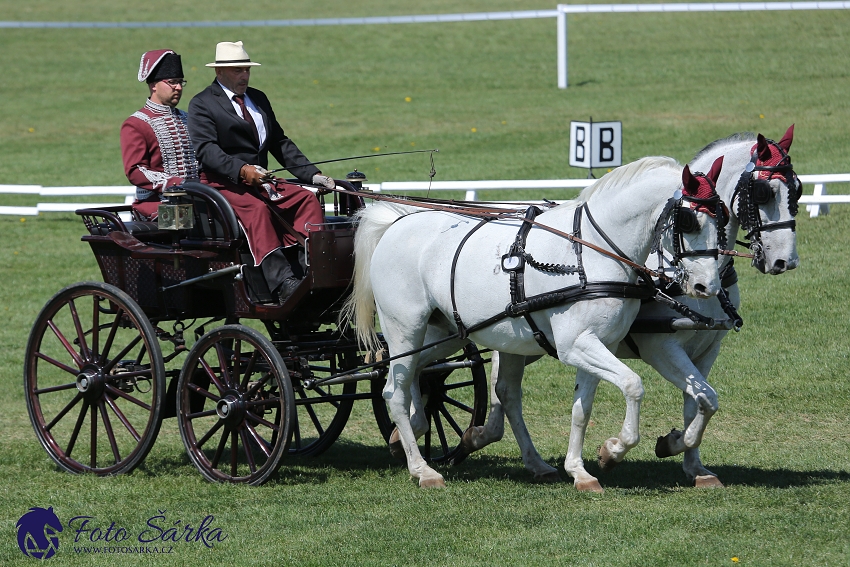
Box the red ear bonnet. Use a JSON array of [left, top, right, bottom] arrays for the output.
[[681, 156, 723, 217], [752, 127, 794, 182]]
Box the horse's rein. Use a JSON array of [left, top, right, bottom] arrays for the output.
[[328, 186, 677, 282]]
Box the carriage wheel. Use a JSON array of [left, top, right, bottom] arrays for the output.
[[24, 282, 166, 475], [176, 325, 294, 485], [289, 356, 356, 457], [371, 343, 488, 464]]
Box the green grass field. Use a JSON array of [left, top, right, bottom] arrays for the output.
[[2, 1, 850, 566]]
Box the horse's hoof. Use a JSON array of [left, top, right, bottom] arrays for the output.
[[596, 444, 619, 472], [447, 428, 477, 466], [575, 479, 604, 493], [655, 429, 680, 458], [533, 470, 561, 483], [388, 428, 405, 460], [694, 475, 724, 489], [419, 476, 447, 489]]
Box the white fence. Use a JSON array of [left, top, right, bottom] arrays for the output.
[[2, 174, 848, 218], [4, 3, 849, 88]]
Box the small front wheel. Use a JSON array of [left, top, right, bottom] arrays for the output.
[[176, 325, 295, 485]]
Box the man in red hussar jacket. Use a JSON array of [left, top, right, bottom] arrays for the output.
[[121, 49, 199, 220]]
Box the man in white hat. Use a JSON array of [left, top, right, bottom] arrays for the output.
[[188, 40, 334, 303], [121, 49, 199, 219]]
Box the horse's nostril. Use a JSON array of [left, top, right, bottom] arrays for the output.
[[694, 283, 707, 295], [772, 260, 787, 274]]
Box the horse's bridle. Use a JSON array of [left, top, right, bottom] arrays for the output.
[[731, 140, 801, 265], [651, 190, 727, 286]]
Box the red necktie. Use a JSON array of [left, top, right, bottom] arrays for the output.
[[232, 94, 260, 146]]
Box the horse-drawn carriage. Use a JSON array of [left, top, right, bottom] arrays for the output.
[[23, 126, 801, 491], [23, 178, 487, 485]]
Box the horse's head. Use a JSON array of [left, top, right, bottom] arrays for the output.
[[733, 124, 800, 274], [655, 156, 726, 298]]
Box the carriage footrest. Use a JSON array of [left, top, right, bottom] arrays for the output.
[[108, 232, 217, 259]]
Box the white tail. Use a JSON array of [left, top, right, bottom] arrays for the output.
[[339, 201, 419, 352]]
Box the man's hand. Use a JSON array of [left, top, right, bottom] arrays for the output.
[[312, 174, 336, 192], [241, 164, 273, 187]]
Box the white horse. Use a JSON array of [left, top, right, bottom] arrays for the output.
[[459, 127, 800, 491], [344, 156, 724, 488]]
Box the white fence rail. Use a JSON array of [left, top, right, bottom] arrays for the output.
[[3, 174, 848, 218]]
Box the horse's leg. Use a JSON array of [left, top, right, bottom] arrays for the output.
[[562, 335, 645, 488], [451, 351, 507, 465], [563, 369, 603, 492], [637, 339, 720, 459], [491, 353, 561, 482], [680, 345, 724, 488], [378, 312, 446, 488]]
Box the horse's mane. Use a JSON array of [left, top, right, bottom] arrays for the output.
[[692, 132, 757, 164], [575, 156, 680, 204]]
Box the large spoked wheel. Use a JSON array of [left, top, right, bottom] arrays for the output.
[[289, 351, 358, 457], [372, 343, 488, 464], [24, 282, 166, 475], [176, 324, 295, 485]]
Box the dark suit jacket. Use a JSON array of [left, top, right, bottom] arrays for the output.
[[187, 80, 320, 184]]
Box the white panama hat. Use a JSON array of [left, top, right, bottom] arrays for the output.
[[206, 41, 261, 67]]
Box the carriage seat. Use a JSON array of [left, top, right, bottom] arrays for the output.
[[180, 181, 243, 242]]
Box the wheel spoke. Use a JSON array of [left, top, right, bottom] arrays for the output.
[[196, 418, 225, 449], [232, 340, 242, 388], [90, 294, 100, 360], [245, 411, 280, 431], [442, 379, 476, 392], [99, 401, 122, 464], [104, 396, 141, 442], [240, 350, 259, 389], [298, 393, 326, 436], [443, 395, 473, 414], [98, 307, 125, 365], [209, 425, 229, 469], [33, 380, 78, 395], [34, 352, 80, 377], [239, 428, 257, 473], [439, 403, 465, 437], [65, 400, 90, 459], [214, 341, 234, 389], [432, 407, 451, 454], [90, 404, 98, 468], [104, 384, 152, 411], [102, 334, 143, 375], [187, 382, 221, 403], [44, 392, 84, 431], [199, 356, 227, 395], [245, 424, 272, 458], [68, 299, 91, 362], [230, 430, 238, 477], [47, 319, 84, 368]]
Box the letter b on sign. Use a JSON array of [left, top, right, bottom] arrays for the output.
[[570, 121, 622, 169]]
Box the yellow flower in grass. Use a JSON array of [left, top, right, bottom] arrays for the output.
[[28, 127, 35, 133], [373, 147, 381, 152], [759, 114, 765, 119], [731, 557, 740, 563], [404, 97, 412, 102], [471, 127, 477, 133]]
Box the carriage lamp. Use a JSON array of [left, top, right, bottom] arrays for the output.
[[340, 170, 367, 215], [345, 169, 367, 189], [158, 185, 194, 230]]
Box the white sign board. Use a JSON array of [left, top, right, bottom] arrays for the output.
[[569, 121, 622, 169]]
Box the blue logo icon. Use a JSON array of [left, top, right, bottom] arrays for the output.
[[16, 507, 63, 559]]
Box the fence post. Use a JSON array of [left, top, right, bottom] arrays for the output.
[[557, 6, 567, 89], [807, 183, 829, 218]]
